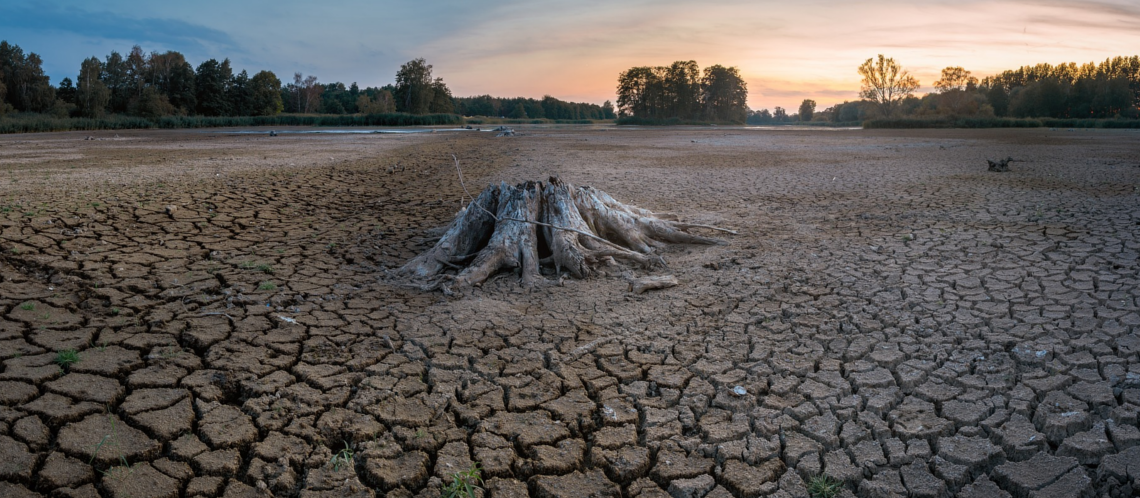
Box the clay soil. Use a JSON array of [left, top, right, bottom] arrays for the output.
[[0, 125, 1138, 498]]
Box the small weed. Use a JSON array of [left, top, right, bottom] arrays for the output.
[[256, 263, 274, 274], [807, 474, 843, 498], [111, 307, 120, 316], [329, 442, 355, 471], [258, 281, 277, 291], [900, 234, 914, 242], [55, 349, 80, 368], [414, 429, 426, 439], [89, 415, 132, 476], [441, 462, 483, 498], [20, 302, 34, 311]]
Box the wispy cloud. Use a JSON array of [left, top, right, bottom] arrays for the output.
[[0, 3, 238, 52]]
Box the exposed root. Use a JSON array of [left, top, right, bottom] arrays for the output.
[[398, 175, 732, 290]]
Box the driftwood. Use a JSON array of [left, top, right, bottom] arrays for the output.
[[629, 275, 679, 294], [398, 176, 731, 291], [987, 156, 1013, 172]]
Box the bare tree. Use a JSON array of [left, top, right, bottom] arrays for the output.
[[858, 55, 919, 116]]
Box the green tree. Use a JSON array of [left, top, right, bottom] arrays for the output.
[[933, 66, 978, 115], [249, 70, 282, 116], [102, 51, 129, 113], [428, 77, 453, 113], [701, 64, 748, 123], [602, 100, 615, 119], [76, 57, 110, 118], [128, 86, 174, 119], [394, 58, 436, 114], [798, 99, 816, 121], [857, 55, 919, 117], [229, 70, 253, 116], [148, 50, 196, 113], [664, 60, 701, 119], [0, 41, 56, 112], [616, 66, 664, 118], [56, 77, 76, 104], [195, 59, 233, 116]]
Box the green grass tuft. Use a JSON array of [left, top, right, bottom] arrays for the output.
[[442, 462, 483, 498], [55, 349, 80, 368], [807, 474, 843, 498]]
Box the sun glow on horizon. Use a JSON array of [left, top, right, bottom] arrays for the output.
[[4, 0, 1140, 113]]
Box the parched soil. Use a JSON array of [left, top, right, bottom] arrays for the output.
[[0, 125, 1138, 498]]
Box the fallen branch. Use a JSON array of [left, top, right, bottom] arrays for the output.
[[629, 275, 679, 294]]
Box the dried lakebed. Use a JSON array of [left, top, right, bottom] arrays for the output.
[[0, 127, 1138, 497]]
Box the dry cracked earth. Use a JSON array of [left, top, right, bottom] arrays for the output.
[[0, 126, 1138, 498]]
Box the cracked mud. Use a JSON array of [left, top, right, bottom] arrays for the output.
[[1, 126, 1139, 497]]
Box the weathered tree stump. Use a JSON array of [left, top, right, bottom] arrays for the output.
[[987, 156, 1012, 172], [398, 176, 732, 292]]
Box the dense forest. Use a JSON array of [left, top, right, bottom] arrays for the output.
[[748, 55, 1140, 125], [0, 41, 608, 126]]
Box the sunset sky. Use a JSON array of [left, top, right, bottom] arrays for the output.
[[3, 0, 1139, 112]]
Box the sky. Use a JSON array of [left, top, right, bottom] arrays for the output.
[[3, 0, 1139, 112]]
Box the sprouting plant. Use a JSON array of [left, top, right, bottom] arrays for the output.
[[900, 234, 914, 242], [111, 307, 120, 316], [20, 302, 34, 311], [55, 349, 80, 369], [257, 263, 274, 274], [807, 474, 843, 498], [89, 414, 132, 477], [414, 429, 426, 439], [258, 281, 277, 291], [441, 462, 483, 498], [329, 442, 355, 471]]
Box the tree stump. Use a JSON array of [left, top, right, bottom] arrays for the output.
[[987, 157, 1012, 172], [398, 176, 732, 292]]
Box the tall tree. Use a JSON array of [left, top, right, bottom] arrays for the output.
[[701, 64, 748, 123], [76, 57, 110, 118], [149, 50, 196, 113], [0, 41, 56, 112], [102, 51, 130, 113], [933, 66, 978, 115], [125, 45, 148, 99], [394, 58, 436, 114], [616, 66, 664, 118], [664, 60, 701, 119], [799, 99, 816, 121], [249, 70, 282, 116], [857, 55, 919, 117], [195, 58, 233, 116], [229, 70, 253, 116], [428, 78, 453, 113]]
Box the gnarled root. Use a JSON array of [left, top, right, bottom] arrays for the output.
[[454, 181, 542, 287], [398, 176, 731, 291], [398, 185, 498, 278], [542, 177, 661, 278]]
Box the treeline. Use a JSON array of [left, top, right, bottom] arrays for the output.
[[615, 61, 749, 123], [748, 55, 1140, 125], [454, 95, 613, 120], [0, 41, 609, 128]]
